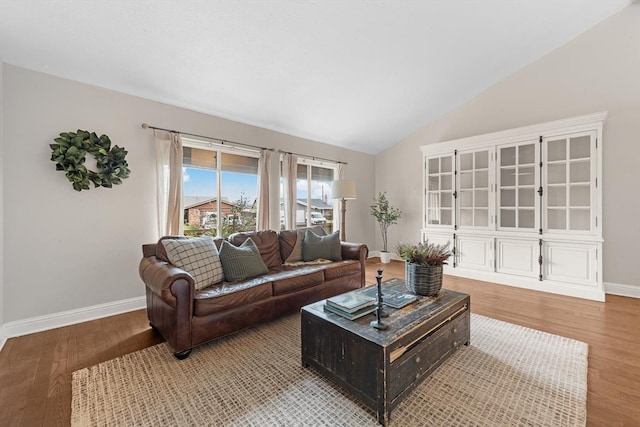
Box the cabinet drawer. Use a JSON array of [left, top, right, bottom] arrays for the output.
[[388, 308, 470, 402]]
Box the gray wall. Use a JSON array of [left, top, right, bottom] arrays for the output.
[[0, 59, 4, 329], [375, 3, 640, 288], [1, 65, 375, 322]]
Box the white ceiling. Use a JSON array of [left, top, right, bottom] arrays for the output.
[[0, 1, 632, 154]]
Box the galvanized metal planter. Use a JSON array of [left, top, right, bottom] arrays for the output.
[[405, 262, 443, 296]]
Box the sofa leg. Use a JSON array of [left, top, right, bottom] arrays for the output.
[[174, 349, 192, 360]]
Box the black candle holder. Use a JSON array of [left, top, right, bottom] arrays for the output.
[[378, 268, 389, 318], [370, 269, 388, 330]]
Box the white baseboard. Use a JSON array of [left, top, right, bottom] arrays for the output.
[[604, 282, 640, 298], [443, 266, 606, 302], [0, 324, 7, 354], [368, 250, 402, 261], [0, 296, 146, 352]]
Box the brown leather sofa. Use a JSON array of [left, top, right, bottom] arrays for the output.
[[139, 227, 368, 359]]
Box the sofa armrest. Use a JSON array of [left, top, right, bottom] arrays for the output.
[[341, 242, 369, 287], [341, 242, 368, 261], [139, 256, 195, 310]]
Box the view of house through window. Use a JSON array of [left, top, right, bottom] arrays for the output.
[[183, 144, 258, 237], [280, 161, 337, 234]]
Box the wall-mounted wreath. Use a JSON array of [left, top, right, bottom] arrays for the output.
[[50, 129, 131, 192]]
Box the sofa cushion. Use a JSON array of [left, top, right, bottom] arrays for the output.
[[229, 230, 282, 268], [271, 268, 325, 295], [302, 229, 342, 262], [280, 259, 332, 267], [283, 229, 305, 263], [194, 280, 272, 316], [323, 260, 361, 281], [219, 238, 269, 282], [161, 235, 224, 290]]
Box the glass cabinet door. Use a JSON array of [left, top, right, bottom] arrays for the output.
[[425, 155, 454, 226], [544, 132, 595, 232], [498, 141, 538, 231], [457, 149, 491, 228]]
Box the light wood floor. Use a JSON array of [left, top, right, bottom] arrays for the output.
[[1, 259, 639, 426]]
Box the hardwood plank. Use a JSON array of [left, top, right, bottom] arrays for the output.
[[0, 332, 47, 425], [42, 327, 72, 427], [0, 259, 639, 426]]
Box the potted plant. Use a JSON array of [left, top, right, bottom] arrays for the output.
[[370, 192, 402, 263], [396, 240, 452, 296]]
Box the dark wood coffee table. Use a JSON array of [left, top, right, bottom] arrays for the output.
[[301, 278, 470, 425]]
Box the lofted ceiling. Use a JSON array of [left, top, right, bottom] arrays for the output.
[[0, 1, 632, 154]]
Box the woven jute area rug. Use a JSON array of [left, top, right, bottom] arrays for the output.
[[72, 313, 587, 426]]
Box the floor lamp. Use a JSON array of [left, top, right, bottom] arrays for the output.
[[332, 180, 357, 242]]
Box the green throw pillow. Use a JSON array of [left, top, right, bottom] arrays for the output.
[[218, 238, 269, 282], [302, 229, 342, 262], [162, 235, 224, 290]]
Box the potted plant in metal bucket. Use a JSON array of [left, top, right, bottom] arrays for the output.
[[396, 240, 452, 296], [370, 192, 402, 263]]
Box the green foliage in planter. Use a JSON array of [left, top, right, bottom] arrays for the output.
[[369, 192, 402, 252], [396, 240, 452, 266], [50, 129, 131, 191]]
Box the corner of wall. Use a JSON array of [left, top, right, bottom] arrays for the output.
[[0, 58, 5, 346], [0, 328, 7, 353]]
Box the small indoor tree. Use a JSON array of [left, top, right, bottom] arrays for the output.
[[370, 192, 402, 263], [221, 193, 256, 237]]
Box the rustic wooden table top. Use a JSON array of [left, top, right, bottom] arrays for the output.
[[302, 278, 470, 348]]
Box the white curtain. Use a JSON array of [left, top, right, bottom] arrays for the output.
[[335, 163, 346, 232], [256, 149, 272, 230], [429, 193, 441, 224], [154, 130, 183, 237], [282, 153, 298, 230]]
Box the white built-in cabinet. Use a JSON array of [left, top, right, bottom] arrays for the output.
[[421, 112, 606, 301]]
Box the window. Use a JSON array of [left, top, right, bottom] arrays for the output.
[[182, 141, 259, 237], [281, 158, 338, 233]]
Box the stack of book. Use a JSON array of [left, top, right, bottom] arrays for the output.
[[324, 291, 377, 320], [360, 286, 418, 309]]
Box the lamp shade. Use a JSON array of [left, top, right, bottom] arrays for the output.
[[332, 180, 357, 200]]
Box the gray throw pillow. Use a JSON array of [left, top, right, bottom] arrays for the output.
[[162, 235, 224, 290], [218, 238, 269, 282], [302, 229, 342, 262]]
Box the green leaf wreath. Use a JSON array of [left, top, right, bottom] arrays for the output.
[[50, 130, 131, 191]]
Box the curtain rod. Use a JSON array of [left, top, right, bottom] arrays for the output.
[[141, 123, 345, 165], [278, 149, 347, 165], [141, 123, 274, 152]]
